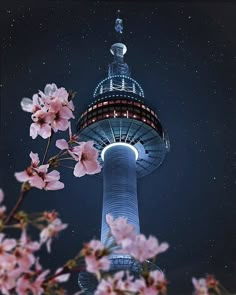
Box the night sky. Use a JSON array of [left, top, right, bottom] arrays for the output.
[[0, 1, 236, 294]]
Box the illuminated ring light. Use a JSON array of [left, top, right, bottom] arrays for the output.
[[101, 142, 139, 161]]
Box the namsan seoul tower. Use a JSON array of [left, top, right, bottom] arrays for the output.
[[77, 15, 170, 293]]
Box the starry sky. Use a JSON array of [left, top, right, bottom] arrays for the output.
[[0, 1, 236, 294]]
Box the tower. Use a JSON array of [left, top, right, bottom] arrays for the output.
[[77, 15, 169, 293]]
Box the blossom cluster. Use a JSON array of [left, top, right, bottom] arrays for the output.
[[55, 126, 101, 177], [79, 214, 169, 294], [192, 275, 220, 295], [15, 152, 64, 191], [21, 83, 74, 139], [0, 190, 69, 295], [95, 269, 167, 295]]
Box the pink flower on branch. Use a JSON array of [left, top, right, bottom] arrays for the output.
[[192, 277, 209, 295], [56, 137, 101, 177], [0, 266, 22, 295], [106, 214, 136, 245], [40, 218, 68, 253], [127, 234, 169, 263], [0, 233, 17, 263], [14, 230, 40, 271], [15, 152, 64, 191], [16, 269, 50, 295], [106, 214, 169, 262], [95, 271, 138, 295], [21, 83, 75, 139], [81, 240, 110, 277], [30, 110, 53, 139], [73, 141, 101, 177], [135, 270, 167, 295], [192, 275, 219, 295]]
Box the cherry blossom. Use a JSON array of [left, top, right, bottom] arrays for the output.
[[0, 265, 21, 295], [16, 269, 50, 295], [30, 110, 53, 139], [192, 277, 209, 295], [81, 240, 110, 276], [95, 271, 138, 295], [40, 218, 68, 252], [52, 268, 70, 283], [43, 170, 64, 191], [73, 141, 101, 177], [50, 99, 74, 133], [106, 214, 136, 245], [14, 230, 40, 271], [0, 233, 17, 265], [106, 215, 168, 262], [95, 271, 125, 295], [21, 94, 43, 114], [21, 83, 75, 139], [135, 270, 167, 295], [15, 152, 64, 191], [127, 234, 169, 263]]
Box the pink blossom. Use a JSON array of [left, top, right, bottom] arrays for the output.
[[40, 218, 68, 252], [14, 230, 40, 271], [95, 271, 124, 295], [21, 83, 75, 139], [56, 139, 81, 162], [95, 271, 138, 295], [55, 123, 81, 161], [85, 255, 110, 276], [50, 99, 74, 132], [15, 152, 64, 191], [56, 139, 69, 150], [82, 240, 110, 276], [45, 84, 75, 112], [43, 170, 64, 191], [126, 234, 169, 263], [106, 214, 136, 245], [73, 141, 101, 177], [30, 109, 53, 139], [16, 270, 50, 295], [21, 94, 43, 113], [192, 278, 209, 295], [52, 268, 70, 283], [0, 266, 22, 295], [0, 233, 17, 263], [135, 270, 167, 295]]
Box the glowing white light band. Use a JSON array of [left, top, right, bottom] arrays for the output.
[[101, 142, 138, 161]]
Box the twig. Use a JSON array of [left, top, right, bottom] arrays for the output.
[[42, 133, 53, 164], [4, 187, 29, 225]]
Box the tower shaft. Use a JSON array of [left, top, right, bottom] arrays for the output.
[[101, 144, 140, 244]]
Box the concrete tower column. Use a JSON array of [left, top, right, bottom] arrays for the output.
[[101, 143, 140, 245]]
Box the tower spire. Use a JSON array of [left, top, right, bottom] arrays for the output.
[[108, 13, 130, 77]]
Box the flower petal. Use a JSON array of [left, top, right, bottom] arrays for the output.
[[15, 171, 29, 182], [56, 139, 68, 150], [73, 162, 86, 177], [29, 175, 45, 189], [44, 170, 60, 182], [21, 98, 33, 112], [45, 180, 64, 191]]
